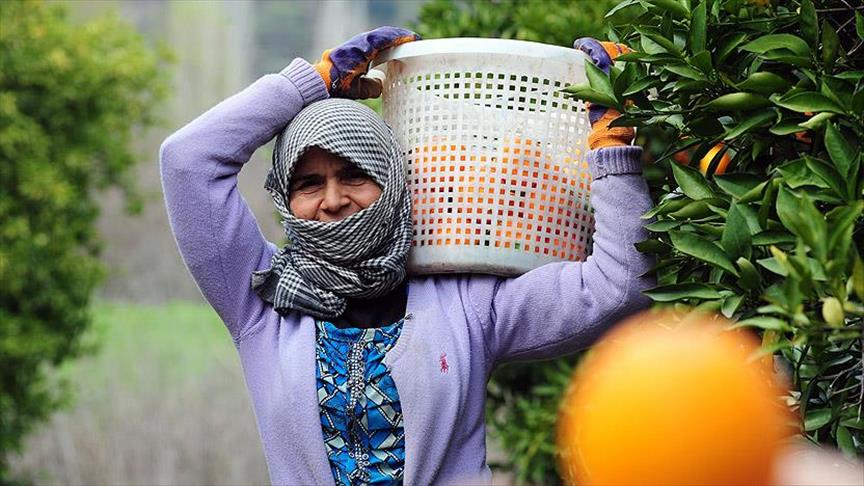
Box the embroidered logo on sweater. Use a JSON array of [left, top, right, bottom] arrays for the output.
[[440, 352, 449, 374]]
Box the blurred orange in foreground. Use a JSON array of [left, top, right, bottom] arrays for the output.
[[557, 311, 793, 485]]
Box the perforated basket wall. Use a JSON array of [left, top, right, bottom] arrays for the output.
[[375, 38, 593, 276]]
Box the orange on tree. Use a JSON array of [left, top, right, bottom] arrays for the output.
[[698, 142, 731, 175], [556, 310, 794, 486]]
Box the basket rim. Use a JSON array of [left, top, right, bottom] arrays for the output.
[[372, 37, 587, 67]]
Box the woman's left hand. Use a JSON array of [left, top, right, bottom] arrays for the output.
[[573, 37, 636, 150], [313, 26, 420, 99]]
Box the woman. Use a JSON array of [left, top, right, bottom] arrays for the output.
[[160, 27, 654, 485]]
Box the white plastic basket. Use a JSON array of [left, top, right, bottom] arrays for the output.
[[373, 38, 593, 276]]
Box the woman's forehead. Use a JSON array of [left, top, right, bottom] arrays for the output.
[[293, 147, 353, 174]]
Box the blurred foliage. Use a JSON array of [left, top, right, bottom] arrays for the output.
[[413, 0, 614, 46], [413, 1, 620, 484], [0, 0, 170, 478]]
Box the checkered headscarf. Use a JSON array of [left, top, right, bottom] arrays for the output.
[[251, 99, 412, 319]]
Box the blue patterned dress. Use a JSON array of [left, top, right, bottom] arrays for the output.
[[315, 319, 406, 485]]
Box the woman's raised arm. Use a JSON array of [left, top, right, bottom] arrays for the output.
[[468, 145, 655, 365], [159, 59, 328, 340], [465, 39, 656, 365]]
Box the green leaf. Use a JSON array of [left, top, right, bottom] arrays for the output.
[[853, 253, 864, 302], [773, 91, 846, 114], [733, 316, 791, 331], [689, 0, 706, 54], [714, 173, 764, 199], [770, 121, 807, 135], [637, 28, 683, 57], [705, 92, 771, 111], [721, 294, 744, 318], [799, 192, 828, 263], [645, 219, 682, 232], [669, 231, 739, 276], [757, 256, 827, 281], [664, 63, 706, 81], [644, 0, 689, 19], [690, 51, 712, 75], [723, 110, 776, 140], [721, 203, 752, 259], [857, 12, 864, 41], [799, 0, 818, 46], [740, 34, 809, 58], [668, 200, 716, 220], [804, 156, 846, 200], [671, 162, 715, 200], [835, 71, 864, 81], [776, 185, 807, 238], [642, 196, 690, 219], [797, 112, 834, 130], [605, 0, 649, 25], [738, 72, 790, 96], [612, 62, 638, 98], [584, 60, 615, 99], [826, 202, 864, 259], [623, 76, 663, 96], [821, 20, 840, 72], [739, 180, 769, 204], [643, 283, 722, 302], [736, 257, 762, 290], [752, 230, 795, 246], [716, 32, 748, 64], [635, 238, 671, 254], [836, 426, 856, 458], [824, 123, 856, 180], [781, 189, 827, 261], [804, 408, 832, 431], [757, 50, 812, 68], [561, 84, 618, 107], [777, 159, 830, 190], [841, 415, 864, 430]]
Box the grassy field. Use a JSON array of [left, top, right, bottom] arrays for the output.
[[9, 300, 270, 485]]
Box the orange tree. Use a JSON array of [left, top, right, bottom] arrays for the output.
[[0, 0, 170, 479], [418, 0, 863, 483], [564, 0, 864, 464]]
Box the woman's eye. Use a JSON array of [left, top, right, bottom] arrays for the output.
[[292, 179, 323, 192]]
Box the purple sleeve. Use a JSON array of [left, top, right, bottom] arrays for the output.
[[159, 59, 328, 340], [469, 146, 656, 365]]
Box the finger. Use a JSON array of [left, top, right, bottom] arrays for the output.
[[573, 37, 613, 74], [345, 77, 383, 100], [365, 26, 421, 51], [587, 102, 609, 126]]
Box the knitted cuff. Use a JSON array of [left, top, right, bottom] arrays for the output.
[[280, 58, 329, 105], [588, 146, 643, 180]]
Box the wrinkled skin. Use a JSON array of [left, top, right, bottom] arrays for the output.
[[288, 147, 382, 222]]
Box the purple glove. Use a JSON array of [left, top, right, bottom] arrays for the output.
[[573, 37, 636, 149], [314, 26, 420, 99]]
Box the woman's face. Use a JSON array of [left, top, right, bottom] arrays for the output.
[[288, 147, 382, 222]]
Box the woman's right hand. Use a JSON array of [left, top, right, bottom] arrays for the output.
[[313, 26, 420, 100]]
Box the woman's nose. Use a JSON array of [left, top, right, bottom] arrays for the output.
[[320, 181, 349, 214]]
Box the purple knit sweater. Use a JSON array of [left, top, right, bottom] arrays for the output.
[[159, 58, 654, 485]]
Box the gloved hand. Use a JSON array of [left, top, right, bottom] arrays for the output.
[[573, 38, 636, 150], [314, 26, 420, 99]]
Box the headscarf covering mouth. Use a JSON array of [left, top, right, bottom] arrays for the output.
[[251, 98, 412, 319]]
